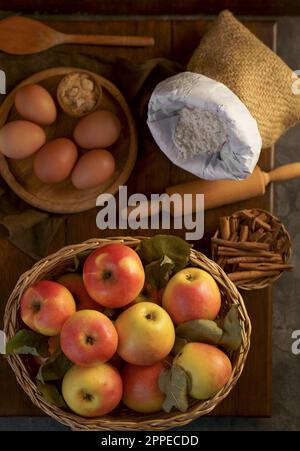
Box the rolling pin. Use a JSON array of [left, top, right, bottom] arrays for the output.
[[121, 163, 300, 219], [166, 163, 300, 214]]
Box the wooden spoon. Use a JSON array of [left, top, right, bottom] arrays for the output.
[[0, 16, 155, 55]]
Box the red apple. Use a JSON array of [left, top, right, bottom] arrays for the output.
[[115, 302, 175, 365], [48, 335, 60, 355], [83, 243, 145, 308], [57, 273, 102, 311], [62, 363, 122, 417], [174, 342, 232, 400], [20, 280, 76, 336], [162, 267, 221, 324], [122, 361, 167, 413], [130, 282, 163, 306], [60, 309, 118, 367]]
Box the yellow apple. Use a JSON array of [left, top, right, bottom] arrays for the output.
[[62, 363, 122, 417], [115, 302, 175, 365], [174, 342, 232, 400]]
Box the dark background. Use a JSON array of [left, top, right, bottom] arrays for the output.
[[0, 1, 300, 431]]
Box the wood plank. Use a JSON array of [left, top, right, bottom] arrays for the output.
[[0, 17, 275, 419], [0, 0, 298, 16]]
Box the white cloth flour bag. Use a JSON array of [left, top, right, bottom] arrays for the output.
[[147, 72, 262, 180]]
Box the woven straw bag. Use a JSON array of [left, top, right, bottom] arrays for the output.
[[4, 237, 251, 430], [188, 10, 300, 149]]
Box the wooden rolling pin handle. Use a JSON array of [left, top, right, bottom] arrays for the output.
[[263, 163, 300, 185], [64, 34, 155, 47]]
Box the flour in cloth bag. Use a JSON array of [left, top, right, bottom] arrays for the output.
[[147, 72, 262, 180], [175, 107, 228, 159]]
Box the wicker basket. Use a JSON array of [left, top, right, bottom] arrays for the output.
[[4, 237, 251, 431], [212, 209, 292, 290]]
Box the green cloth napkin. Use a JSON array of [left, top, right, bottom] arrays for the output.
[[0, 47, 182, 260]]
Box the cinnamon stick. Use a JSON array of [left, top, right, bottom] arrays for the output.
[[238, 263, 293, 271], [219, 217, 231, 240], [230, 217, 238, 236], [227, 256, 283, 264], [212, 208, 291, 286], [239, 225, 249, 242], [250, 228, 265, 242], [228, 270, 280, 282], [253, 217, 272, 231], [217, 247, 281, 258], [211, 238, 270, 251]]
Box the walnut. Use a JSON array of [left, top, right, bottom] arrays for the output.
[[57, 72, 102, 117]]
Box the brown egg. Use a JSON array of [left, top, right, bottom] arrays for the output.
[[15, 84, 57, 125], [0, 120, 46, 159], [73, 110, 121, 149], [34, 138, 78, 184], [71, 149, 115, 190]]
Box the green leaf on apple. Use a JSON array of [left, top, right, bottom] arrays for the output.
[[66, 250, 93, 273], [36, 381, 67, 408], [137, 235, 191, 289], [219, 306, 243, 351], [176, 319, 223, 345], [6, 329, 50, 358], [36, 348, 73, 383], [173, 308, 242, 352], [144, 255, 175, 290], [159, 364, 190, 413]]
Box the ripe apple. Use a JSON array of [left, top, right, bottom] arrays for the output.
[[62, 363, 122, 417], [174, 343, 232, 400], [20, 280, 76, 336], [131, 282, 163, 306], [122, 361, 167, 413], [162, 267, 221, 324], [60, 310, 118, 367], [48, 335, 60, 355], [57, 273, 102, 311], [115, 301, 175, 365], [83, 243, 145, 308]]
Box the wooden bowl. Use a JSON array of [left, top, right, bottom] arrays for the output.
[[0, 67, 137, 214], [211, 208, 292, 290]]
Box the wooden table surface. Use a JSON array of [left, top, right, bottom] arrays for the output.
[[0, 16, 275, 419]]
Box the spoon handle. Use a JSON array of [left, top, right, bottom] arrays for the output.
[[62, 33, 155, 47]]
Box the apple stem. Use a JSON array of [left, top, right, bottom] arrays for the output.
[[85, 335, 95, 345], [102, 270, 113, 281], [31, 301, 41, 313], [145, 312, 156, 321], [82, 392, 93, 402]]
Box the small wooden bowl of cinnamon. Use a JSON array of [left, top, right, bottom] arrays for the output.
[[211, 209, 292, 290]]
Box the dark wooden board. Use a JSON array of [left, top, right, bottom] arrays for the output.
[[0, 16, 275, 419], [0, 0, 298, 16]]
